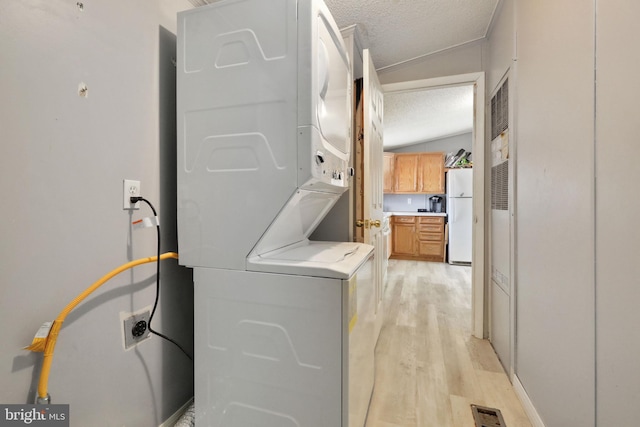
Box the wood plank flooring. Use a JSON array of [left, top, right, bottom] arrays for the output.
[[365, 260, 532, 427]]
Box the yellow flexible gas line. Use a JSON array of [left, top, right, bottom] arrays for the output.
[[28, 252, 179, 401]]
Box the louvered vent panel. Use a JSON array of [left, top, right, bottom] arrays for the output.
[[491, 161, 509, 211], [491, 79, 509, 140]]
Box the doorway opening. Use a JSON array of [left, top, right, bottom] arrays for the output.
[[382, 72, 486, 338]]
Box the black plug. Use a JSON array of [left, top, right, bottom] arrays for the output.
[[131, 320, 148, 338], [130, 196, 143, 204]]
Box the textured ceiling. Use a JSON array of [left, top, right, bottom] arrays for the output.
[[325, 0, 499, 70], [324, 0, 496, 148], [383, 85, 474, 148]]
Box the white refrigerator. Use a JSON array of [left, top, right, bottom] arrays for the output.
[[446, 169, 473, 264]]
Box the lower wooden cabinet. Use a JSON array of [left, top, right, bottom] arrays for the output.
[[392, 217, 416, 255], [391, 215, 446, 262]]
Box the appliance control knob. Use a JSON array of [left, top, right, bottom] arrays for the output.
[[315, 152, 325, 164]]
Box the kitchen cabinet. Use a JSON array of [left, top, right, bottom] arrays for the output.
[[417, 216, 445, 260], [383, 152, 395, 193], [391, 215, 446, 262], [393, 153, 419, 192], [388, 152, 445, 194], [418, 152, 445, 193], [392, 216, 416, 255]]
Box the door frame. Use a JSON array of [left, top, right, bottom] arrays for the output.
[[382, 72, 486, 339]]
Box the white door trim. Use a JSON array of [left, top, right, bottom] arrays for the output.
[[382, 72, 486, 339]]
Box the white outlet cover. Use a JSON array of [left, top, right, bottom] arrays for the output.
[[120, 306, 152, 350], [123, 179, 141, 210]]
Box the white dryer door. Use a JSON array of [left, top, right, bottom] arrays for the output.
[[315, 14, 351, 155]]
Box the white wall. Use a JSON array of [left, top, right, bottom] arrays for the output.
[[0, 0, 194, 424]]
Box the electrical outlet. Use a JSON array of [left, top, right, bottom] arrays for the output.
[[408, 197, 412, 205], [123, 179, 140, 210], [121, 309, 151, 350]]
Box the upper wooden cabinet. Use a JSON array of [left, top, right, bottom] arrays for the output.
[[418, 152, 445, 194], [383, 152, 395, 193], [393, 153, 419, 192], [386, 152, 445, 194]]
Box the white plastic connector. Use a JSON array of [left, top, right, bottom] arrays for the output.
[[123, 179, 141, 210]]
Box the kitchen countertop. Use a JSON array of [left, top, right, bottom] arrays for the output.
[[385, 211, 447, 217]]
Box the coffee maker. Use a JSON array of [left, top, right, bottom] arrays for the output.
[[429, 196, 443, 213]]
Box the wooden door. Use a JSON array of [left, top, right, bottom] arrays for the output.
[[362, 49, 385, 343]]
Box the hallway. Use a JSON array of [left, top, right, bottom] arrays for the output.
[[365, 260, 532, 427]]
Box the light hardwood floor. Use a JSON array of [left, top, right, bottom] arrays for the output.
[[365, 260, 532, 427]]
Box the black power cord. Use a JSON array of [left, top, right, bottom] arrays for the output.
[[131, 196, 192, 361]]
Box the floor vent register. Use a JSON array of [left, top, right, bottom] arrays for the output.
[[471, 404, 507, 427]]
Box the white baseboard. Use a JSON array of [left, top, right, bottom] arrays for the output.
[[158, 397, 194, 427], [513, 375, 545, 427]]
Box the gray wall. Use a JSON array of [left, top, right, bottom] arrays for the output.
[[484, 0, 640, 426], [389, 132, 472, 156], [0, 0, 194, 425], [483, 0, 515, 378], [383, 192, 446, 214], [394, 1, 640, 426], [378, 40, 484, 85], [595, 1, 640, 425], [513, 1, 596, 426], [483, 1, 514, 95]]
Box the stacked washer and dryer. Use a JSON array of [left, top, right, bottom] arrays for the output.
[[177, 0, 376, 425]]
